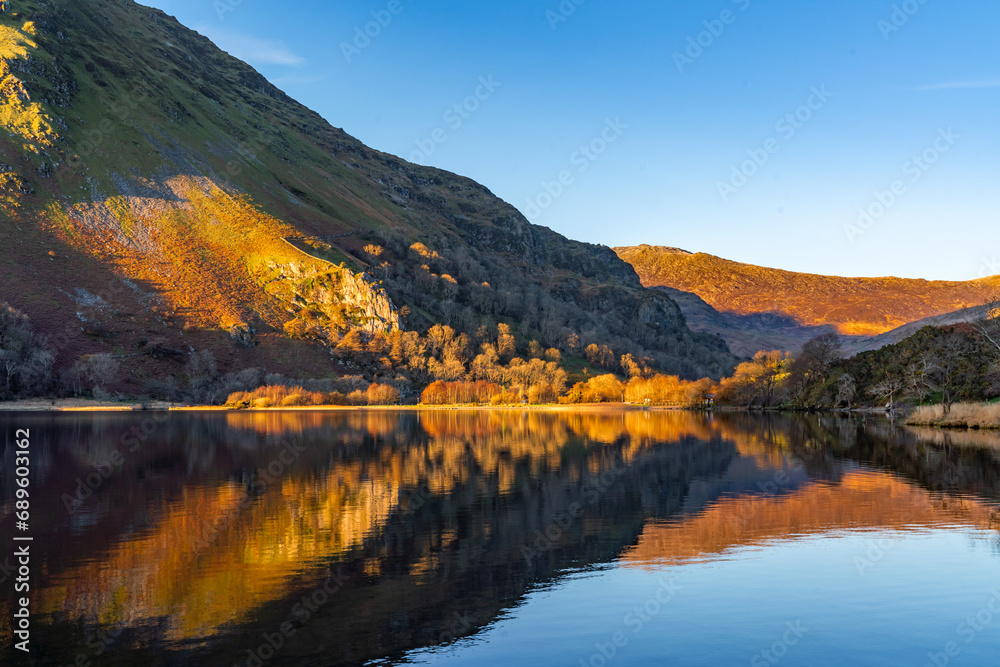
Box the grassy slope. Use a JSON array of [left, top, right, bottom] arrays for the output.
[[616, 245, 1000, 338], [0, 0, 736, 394]]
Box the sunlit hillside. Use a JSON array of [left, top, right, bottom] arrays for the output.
[[0, 0, 736, 400], [615, 245, 1000, 348]]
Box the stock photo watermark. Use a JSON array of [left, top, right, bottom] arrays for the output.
[[673, 0, 753, 73], [213, 0, 244, 21], [408, 75, 502, 164], [236, 568, 352, 667], [878, 0, 932, 40], [853, 537, 895, 576], [521, 453, 630, 565], [844, 127, 958, 244], [60, 411, 171, 514], [978, 254, 1000, 278], [717, 85, 833, 202], [922, 588, 1000, 667], [341, 0, 414, 63], [578, 578, 681, 667], [522, 117, 628, 219], [547, 0, 588, 30], [750, 621, 809, 667]]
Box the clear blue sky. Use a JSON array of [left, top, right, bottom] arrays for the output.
[[144, 0, 1000, 281]]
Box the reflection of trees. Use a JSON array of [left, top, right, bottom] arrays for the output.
[[3, 410, 1000, 666]]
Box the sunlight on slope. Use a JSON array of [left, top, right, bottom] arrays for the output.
[[0, 21, 57, 151], [44, 176, 399, 336]]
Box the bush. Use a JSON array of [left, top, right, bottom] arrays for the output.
[[281, 394, 308, 407], [366, 383, 401, 405], [225, 385, 343, 408]]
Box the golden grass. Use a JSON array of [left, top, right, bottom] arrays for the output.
[[0, 24, 58, 150], [906, 402, 1000, 429], [616, 245, 1000, 336]]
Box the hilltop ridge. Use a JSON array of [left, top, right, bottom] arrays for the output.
[[615, 244, 999, 354]]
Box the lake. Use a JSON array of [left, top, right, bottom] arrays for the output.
[[2, 409, 999, 666]]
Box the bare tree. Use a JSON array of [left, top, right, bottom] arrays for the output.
[[868, 375, 906, 410], [835, 373, 856, 410], [72, 354, 121, 397], [0, 304, 56, 398], [972, 300, 1000, 354], [915, 331, 971, 415]]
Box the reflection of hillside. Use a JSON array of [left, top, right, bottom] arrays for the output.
[[4, 411, 1000, 666], [37, 475, 400, 641], [624, 471, 1000, 569]]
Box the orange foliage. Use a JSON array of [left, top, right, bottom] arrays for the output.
[[226, 385, 345, 408], [421, 381, 502, 405], [625, 375, 714, 406], [559, 374, 625, 404]]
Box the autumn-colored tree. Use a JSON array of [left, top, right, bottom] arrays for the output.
[[567, 333, 582, 355], [717, 350, 790, 407], [624, 374, 696, 404], [561, 374, 624, 404], [421, 380, 501, 405], [620, 353, 654, 379], [336, 329, 366, 354], [585, 343, 617, 371], [366, 383, 401, 405], [497, 323, 516, 361]]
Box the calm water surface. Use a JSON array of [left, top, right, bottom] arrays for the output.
[[1, 410, 999, 666]]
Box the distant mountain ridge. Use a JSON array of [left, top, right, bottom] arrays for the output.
[[615, 245, 999, 355]]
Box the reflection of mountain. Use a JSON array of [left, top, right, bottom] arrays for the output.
[[624, 470, 999, 570], [1, 411, 999, 665]]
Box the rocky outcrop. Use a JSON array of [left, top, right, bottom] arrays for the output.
[[267, 261, 400, 339]]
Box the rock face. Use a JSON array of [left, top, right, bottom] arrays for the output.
[[268, 261, 400, 340]]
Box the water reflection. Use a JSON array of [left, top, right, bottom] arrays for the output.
[[0, 410, 998, 665]]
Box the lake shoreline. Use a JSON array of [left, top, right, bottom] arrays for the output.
[[0, 398, 696, 413]]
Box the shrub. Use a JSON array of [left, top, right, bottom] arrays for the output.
[[366, 383, 401, 406], [225, 385, 342, 408]]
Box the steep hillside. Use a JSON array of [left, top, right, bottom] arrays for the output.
[[0, 0, 735, 399], [616, 245, 1000, 340], [654, 285, 840, 357]]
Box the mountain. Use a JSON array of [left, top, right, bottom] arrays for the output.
[[841, 302, 997, 356], [0, 0, 736, 399], [615, 245, 1000, 355]]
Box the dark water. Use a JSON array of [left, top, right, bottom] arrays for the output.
[[1, 410, 999, 666]]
